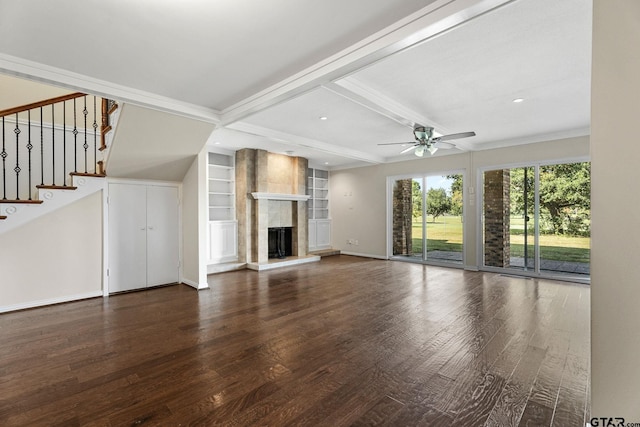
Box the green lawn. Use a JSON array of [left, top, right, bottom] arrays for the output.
[[408, 215, 590, 263]]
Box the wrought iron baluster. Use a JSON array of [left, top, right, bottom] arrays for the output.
[[73, 98, 78, 173], [14, 113, 21, 199], [83, 96, 88, 173], [1, 117, 6, 199], [27, 110, 33, 199], [63, 101, 66, 186], [40, 107, 44, 186], [93, 96, 97, 174], [51, 104, 55, 186]]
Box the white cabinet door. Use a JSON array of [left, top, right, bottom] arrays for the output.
[[109, 183, 180, 293], [108, 183, 147, 292], [308, 219, 317, 250], [146, 186, 179, 287], [209, 221, 238, 263], [316, 219, 331, 249]]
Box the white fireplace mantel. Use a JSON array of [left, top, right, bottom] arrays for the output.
[[251, 192, 310, 201]]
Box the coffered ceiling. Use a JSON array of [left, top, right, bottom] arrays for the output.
[[0, 0, 591, 169]]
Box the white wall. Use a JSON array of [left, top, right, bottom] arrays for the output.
[[108, 104, 216, 181], [0, 192, 103, 312], [330, 136, 589, 267], [591, 0, 640, 418], [181, 147, 208, 289]]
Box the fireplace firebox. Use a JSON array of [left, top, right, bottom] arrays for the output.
[[268, 227, 293, 259]]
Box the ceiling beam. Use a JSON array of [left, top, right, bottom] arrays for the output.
[[220, 0, 514, 126], [324, 78, 450, 132], [227, 122, 386, 164]]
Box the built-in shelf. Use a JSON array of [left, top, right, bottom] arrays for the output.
[[307, 168, 329, 220], [207, 151, 238, 264], [307, 168, 331, 251], [208, 152, 235, 222]]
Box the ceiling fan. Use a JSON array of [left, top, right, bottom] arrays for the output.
[[379, 125, 476, 157]]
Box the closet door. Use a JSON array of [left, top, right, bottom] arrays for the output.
[[108, 183, 147, 292], [146, 185, 180, 286]]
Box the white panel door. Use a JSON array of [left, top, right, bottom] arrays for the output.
[[108, 183, 147, 292], [146, 185, 180, 287]]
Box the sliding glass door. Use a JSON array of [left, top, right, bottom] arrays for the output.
[[482, 161, 590, 278], [391, 173, 463, 265]]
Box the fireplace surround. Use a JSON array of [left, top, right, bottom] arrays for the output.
[[235, 149, 319, 270]]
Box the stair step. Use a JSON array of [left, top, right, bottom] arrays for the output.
[[70, 172, 106, 178], [36, 185, 78, 190], [0, 199, 44, 204]]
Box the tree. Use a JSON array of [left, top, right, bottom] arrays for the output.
[[426, 187, 451, 222], [539, 162, 590, 235], [412, 180, 422, 221], [509, 163, 590, 236], [450, 190, 463, 217], [447, 174, 464, 216]]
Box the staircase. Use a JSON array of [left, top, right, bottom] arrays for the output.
[[0, 93, 119, 232]]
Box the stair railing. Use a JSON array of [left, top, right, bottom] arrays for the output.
[[0, 93, 112, 202]]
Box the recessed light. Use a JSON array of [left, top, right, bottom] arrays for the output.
[[319, 116, 328, 120], [213, 141, 221, 145], [324, 162, 329, 165], [512, 98, 524, 103]]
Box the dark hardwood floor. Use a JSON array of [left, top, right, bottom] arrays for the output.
[[0, 255, 590, 426]]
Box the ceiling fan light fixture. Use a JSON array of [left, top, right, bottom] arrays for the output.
[[413, 125, 433, 142], [414, 145, 425, 157], [428, 145, 438, 155]]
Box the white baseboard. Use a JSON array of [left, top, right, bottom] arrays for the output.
[[464, 265, 480, 271], [0, 290, 103, 313], [207, 262, 246, 274], [181, 278, 209, 290], [340, 251, 388, 260]]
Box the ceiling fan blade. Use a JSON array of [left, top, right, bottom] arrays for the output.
[[377, 142, 416, 146], [434, 131, 476, 142], [436, 141, 455, 149], [400, 144, 418, 154]]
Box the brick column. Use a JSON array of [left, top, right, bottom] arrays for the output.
[[484, 170, 510, 267], [392, 179, 413, 255]]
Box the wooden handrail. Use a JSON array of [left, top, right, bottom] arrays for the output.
[[0, 92, 86, 118]]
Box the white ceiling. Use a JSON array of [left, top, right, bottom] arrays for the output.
[[0, 0, 591, 169]]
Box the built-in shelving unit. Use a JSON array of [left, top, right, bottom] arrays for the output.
[[208, 151, 238, 264], [307, 168, 329, 220], [307, 168, 331, 250], [208, 152, 235, 221]]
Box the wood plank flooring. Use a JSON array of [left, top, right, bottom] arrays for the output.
[[0, 255, 590, 426]]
